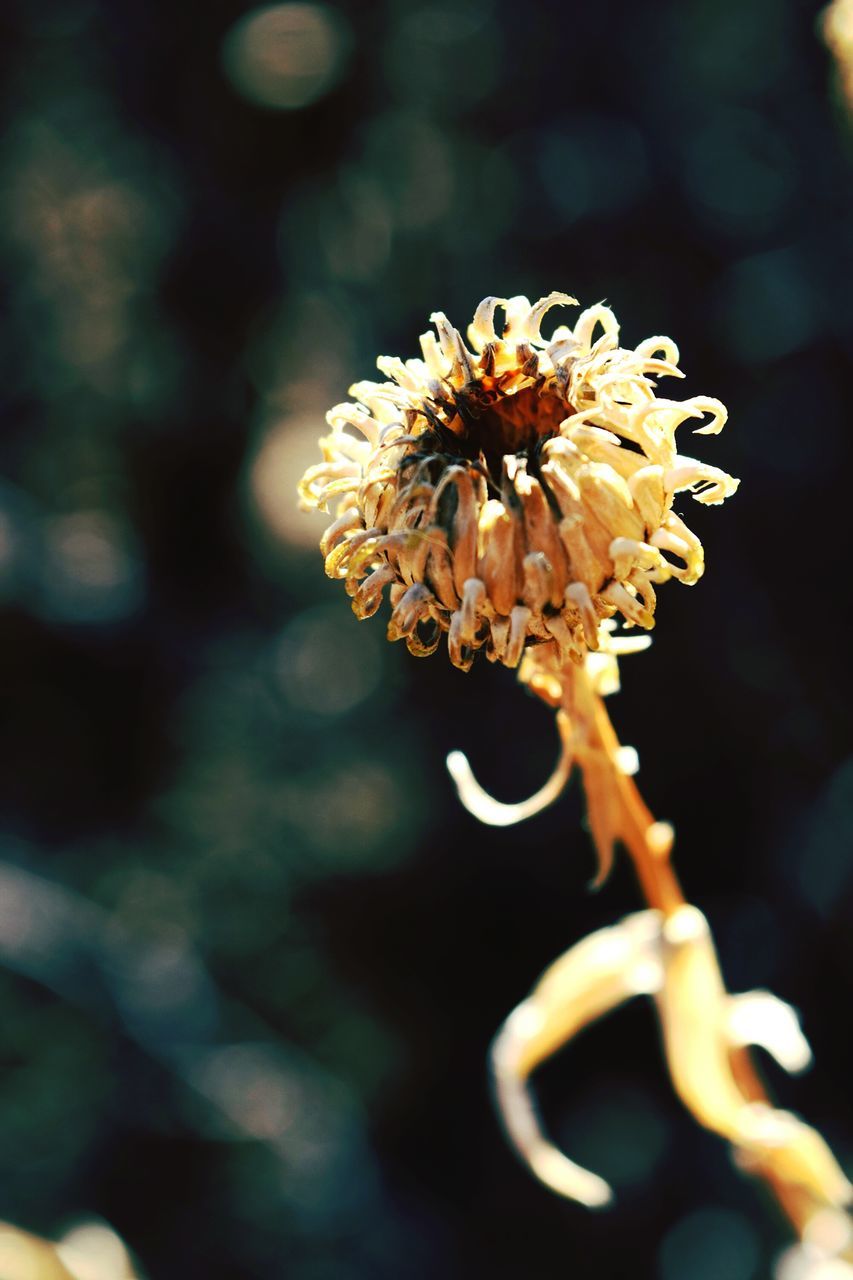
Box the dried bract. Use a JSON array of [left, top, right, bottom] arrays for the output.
[[492, 907, 852, 1216]]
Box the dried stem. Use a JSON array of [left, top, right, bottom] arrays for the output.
[[552, 661, 853, 1253], [560, 665, 684, 914]]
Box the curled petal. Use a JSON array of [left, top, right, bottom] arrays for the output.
[[505, 604, 531, 668], [573, 304, 620, 352], [351, 564, 396, 618], [634, 335, 681, 366], [628, 568, 657, 618], [298, 461, 360, 511], [387, 582, 435, 642], [418, 328, 447, 380], [664, 459, 740, 506], [477, 499, 522, 616], [376, 355, 423, 392], [326, 401, 382, 446], [522, 551, 553, 613], [425, 528, 460, 610], [567, 424, 649, 482], [650, 513, 704, 584], [514, 469, 569, 606], [448, 709, 573, 827], [468, 296, 507, 349], [502, 295, 533, 341], [429, 467, 479, 594], [609, 536, 661, 581], [546, 337, 580, 370], [627, 464, 666, 529], [492, 1011, 613, 1209], [320, 508, 363, 559], [448, 609, 475, 671], [561, 517, 610, 598], [406, 622, 441, 658], [523, 292, 579, 345], [565, 581, 600, 650], [430, 312, 476, 384], [458, 577, 486, 645], [544, 612, 581, 666], [601, 581, 655, 630], [726, 992, 813, 1075], [348, 381, 411, 423], [688, 396, 728, 435], [490, 911, 664, 1206], [324, 527, 383, 579]]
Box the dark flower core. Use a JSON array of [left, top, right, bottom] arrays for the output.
[[418, 384, 571, 490]]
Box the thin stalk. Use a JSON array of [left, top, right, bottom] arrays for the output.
[[554, 661, 852, 1254]]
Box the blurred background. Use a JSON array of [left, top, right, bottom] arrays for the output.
[[0, 0, 852, 1276]]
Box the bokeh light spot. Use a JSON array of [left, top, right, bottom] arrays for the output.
[[249, 414, 332, 549], [796, 757, 853, 918], [40, 511, 144, 624], [682, 109, 797, 239], [361, 112, 454, 232], [277, 757, 417, 870], [382, 4, 500, 114], [659, 1206, 760, 1280], [718, 246, 820, 363], [275, 604, 384, 718], [222, 4, 351, 111], [538, 117, 648, 224], [561, 1081, 670, 1191]]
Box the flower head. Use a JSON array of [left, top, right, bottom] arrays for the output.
[[299, 294, 738, 674]]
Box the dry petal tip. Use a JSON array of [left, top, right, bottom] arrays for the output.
[[491, 1047, 614, 1206], [491, 1011, 613, 1208], [490, 913, 665, 1206], [726, 992, 813, 1075], [446, 733, 572, 827], [614, 745, 639, 776], [689, 397, 729, 435], [524, 292, 579, 345], [646, 820, 675, 860]]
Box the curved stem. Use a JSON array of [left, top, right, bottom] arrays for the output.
[[548, 661, 853, 1255]]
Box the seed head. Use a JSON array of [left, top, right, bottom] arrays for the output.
[[299, 294, 738, 675]]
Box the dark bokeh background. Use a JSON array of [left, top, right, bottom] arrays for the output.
[[0, 0, 852, 1276]]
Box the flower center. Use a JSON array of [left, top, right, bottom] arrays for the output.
[[444, 384, 569, 484]]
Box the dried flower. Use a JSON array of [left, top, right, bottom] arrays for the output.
[[297, 294, 852, 1251], [299, 294, 738, 673]]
